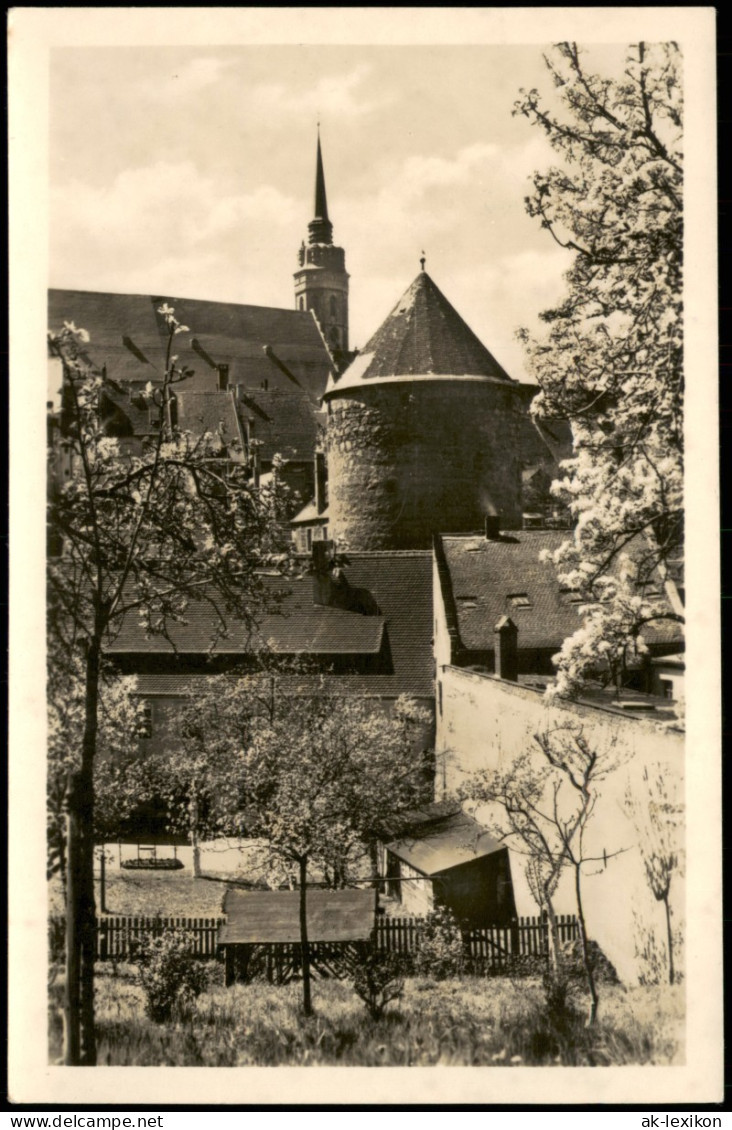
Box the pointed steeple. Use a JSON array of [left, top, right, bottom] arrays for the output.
[[295, 128, 349, 359], [308, 129, 334, 245]]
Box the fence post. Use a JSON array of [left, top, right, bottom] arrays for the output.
[[98, 917, 108, 961]]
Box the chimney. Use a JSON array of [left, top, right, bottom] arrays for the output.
[[314, 451, 327, 515], [494, 616, 518, 682], [312, 540, 334, 605], [485, 511, 501, 540], [217, 364, 229, 391]]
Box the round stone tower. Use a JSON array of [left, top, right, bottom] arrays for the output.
[[324, 265, 523, 550]]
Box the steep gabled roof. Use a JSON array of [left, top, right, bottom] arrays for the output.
[[238, 387, 324, 463], [49, 290, 334, 398], [327, 270, 514, 392], [175, 391, 244, 451], [437, 531, 684, 654]]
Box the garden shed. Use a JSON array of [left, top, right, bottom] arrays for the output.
[[219, 888, 377, 984], [381, 803, 516, 928]]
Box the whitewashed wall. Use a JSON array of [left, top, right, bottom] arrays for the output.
[[436, 666, 685, 984]]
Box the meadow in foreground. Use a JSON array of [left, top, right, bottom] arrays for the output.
[[48, 963, 684, 1068]]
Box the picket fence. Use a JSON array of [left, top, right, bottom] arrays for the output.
[[50, 912, 578, 969]]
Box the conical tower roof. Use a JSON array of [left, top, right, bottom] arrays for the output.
[[327, 269, 514, 393]]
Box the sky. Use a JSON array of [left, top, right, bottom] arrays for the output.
[[50, 41, 631, 382]]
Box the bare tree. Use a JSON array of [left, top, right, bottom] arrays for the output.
[[624, 762, 684, 984], [467, 725, 621, 1023]]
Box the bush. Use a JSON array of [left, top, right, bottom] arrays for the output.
[[352, 950, 404, 1020], [559, 938, 619, 985], [137, 931, 209, 1022], [413, 907, 465, 980]]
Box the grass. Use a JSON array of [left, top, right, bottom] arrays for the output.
[[48, 872, 238, 918], [48, 963, 685, 1067]]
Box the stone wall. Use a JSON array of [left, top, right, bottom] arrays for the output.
[[326, 380, 524, 550]]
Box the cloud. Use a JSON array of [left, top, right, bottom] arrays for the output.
[[50, 160, 299, 301], [137, 56, 232, 103], [249, 63, 389, 120]]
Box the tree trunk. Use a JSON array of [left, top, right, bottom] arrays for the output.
[[64, 638, 100, 1066], [544, 897, 562, 974], [662, 892, 675, 985], [574, 863, 598, 1026], [190, 790, 201, 879], [298, 854, 313, 1017]]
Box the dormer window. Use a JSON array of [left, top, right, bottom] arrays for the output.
[[508, 592, 532, 609]]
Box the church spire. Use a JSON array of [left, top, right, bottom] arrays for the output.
[[308, 129, 334, 245], [295, 128, 349, 361]]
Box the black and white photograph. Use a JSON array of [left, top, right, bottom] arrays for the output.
[[7, 6, 721, 1107]]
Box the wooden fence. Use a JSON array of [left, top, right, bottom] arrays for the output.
[[376, 914, 579, 971], [51, 912, 578, 969]]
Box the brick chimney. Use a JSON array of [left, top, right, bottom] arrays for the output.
[[485, 509, 501, 540], [314, 451, 327, 515], [494, 616, 518, 682], [312, 540, 334, 605]]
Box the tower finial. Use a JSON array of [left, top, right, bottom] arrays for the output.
[[420, 250, 426, 272]]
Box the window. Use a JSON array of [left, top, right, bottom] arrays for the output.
[[298, 296, 305, 311], [329, 295, 337, 320], [659, 679, 674, 700], [508, 592, 532, 609], [140, 704, 153, 739]]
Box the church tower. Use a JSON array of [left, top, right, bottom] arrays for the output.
[[294, 131, 349, 362]]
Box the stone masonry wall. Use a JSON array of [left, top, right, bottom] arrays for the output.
[[326, 381, 524, 550]]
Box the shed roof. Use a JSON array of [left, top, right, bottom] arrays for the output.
[[219, 888, 376, 944], [49, 289, 333, 399], [326, 271, 514, 393], [385, 810, 504, 876]]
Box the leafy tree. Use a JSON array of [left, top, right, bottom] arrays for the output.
[[47, 310, 289, 1064], [515, 42, 684, 697], [624, 761, 684, 984], [467, 725, 620, 1023], [239, 688, 431, 1016], [149, 674, 262, 879]]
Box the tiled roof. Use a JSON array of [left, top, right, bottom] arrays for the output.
[[238, 388, 324, 463], [175, 391, 244, 448], [386, 810, 503, 876], [111, 552, 434, 698], [110, 593, 384, 656], [48, 290, 333, 399], [437, 532, 684, 653], [327, 271, 514, 389]]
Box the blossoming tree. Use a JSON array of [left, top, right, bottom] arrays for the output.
[[47, 308, 290, 1065], [515, 42, 684, 696]]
